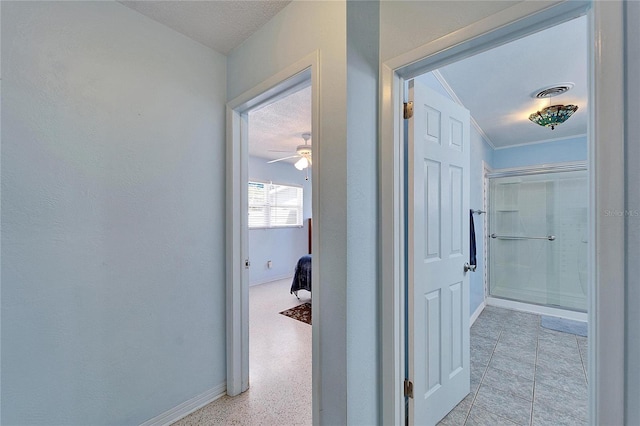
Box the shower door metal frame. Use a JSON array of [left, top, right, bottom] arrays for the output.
[[484, 161, 588, 312], [485, 161, 587, 179]]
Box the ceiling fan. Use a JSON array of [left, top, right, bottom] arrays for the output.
[[267, 132, 312, 170]]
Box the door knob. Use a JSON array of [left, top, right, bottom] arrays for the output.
[[464, 263, 476, 272]]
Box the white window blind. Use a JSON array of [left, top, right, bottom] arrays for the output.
[[248, 181, 303, 228]]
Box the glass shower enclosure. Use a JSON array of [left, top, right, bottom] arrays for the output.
[[488, 165, 588, 312]]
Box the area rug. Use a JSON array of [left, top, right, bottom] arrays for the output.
[[541, 315, 587, 337], [280, 302, 312, 325]]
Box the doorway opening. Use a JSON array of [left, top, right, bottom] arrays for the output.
[[379, 2, 614, 425], [245, 83, 313, 422], [405, 13, 590, 425], [226, 54, 319, 423]]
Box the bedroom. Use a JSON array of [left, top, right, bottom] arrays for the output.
[[244, 82, 313, 422]]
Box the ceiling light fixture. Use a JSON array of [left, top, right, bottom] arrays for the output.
[[294, 156, 309, 170], [293, 133, 312, 171], [266, 133, 312, 171], [528, 84, 578, 130]]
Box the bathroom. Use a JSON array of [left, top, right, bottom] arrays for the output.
[[414, 15, 590, 425], [415, 14, 588, 320]]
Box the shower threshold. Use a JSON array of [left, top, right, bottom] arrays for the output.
[[486, 296, 587, 322]]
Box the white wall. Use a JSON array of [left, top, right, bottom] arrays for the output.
[[380, 1, 523, 62], [346, 2, 379, 424], [1, 2, 227, 424], [228, 2, 349, 424], [248, 156, 311, 286]]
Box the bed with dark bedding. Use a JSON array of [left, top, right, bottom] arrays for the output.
[[290, 254, 312, 298]]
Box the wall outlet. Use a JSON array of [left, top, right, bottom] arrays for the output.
[[267, 260, 272, 269]]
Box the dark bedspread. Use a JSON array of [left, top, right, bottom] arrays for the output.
[[290, 254, 312, 295]]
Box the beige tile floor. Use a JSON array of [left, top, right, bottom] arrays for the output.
[[174, 278, 312, 426]]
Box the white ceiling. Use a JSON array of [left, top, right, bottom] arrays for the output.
[[119, 2, 586, 154], [119, 0, 291, 55], [436, 16, 587, 148]]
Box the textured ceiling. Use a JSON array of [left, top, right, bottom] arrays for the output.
[[248, 85, 312, 163], [119, 0, 291, 54], [437, 16, 587, 148]]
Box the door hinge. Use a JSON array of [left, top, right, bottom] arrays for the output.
[[404, 379, 414, 398], [403, 101, 414, 119]]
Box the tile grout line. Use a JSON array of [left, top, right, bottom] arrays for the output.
[[463, 328, 502, 425], [472, 314, 538, 426], [530, 317, 540, 426], [466, 309, 587, 426], [577, 335, 588, 384]]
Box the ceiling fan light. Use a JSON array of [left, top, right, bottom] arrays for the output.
[[294, 157, 309, 170]]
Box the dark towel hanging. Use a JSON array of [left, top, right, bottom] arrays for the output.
[[470, 210, 477, 267]]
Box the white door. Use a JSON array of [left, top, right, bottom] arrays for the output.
[[407, 80, 471, 426]]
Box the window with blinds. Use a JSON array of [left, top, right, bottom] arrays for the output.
[[248, 181, 303, 228]]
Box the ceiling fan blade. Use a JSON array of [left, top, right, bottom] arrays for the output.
[[267, 150, 295, 153], [267, 155, 299, 164]]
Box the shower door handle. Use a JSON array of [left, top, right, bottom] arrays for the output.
[[464, 263, 476, 273], [490, 233, 556, 241]]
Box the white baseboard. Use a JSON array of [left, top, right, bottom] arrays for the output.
[[249, 274, 293, 287], [140, 382, 226, 426], [486, 297, 587, 322], [470, 301, 485, 327]]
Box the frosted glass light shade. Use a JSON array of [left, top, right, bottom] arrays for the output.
[[294, 157, 309, 170]]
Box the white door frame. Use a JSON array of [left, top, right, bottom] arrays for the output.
[[380, 1, 626, 425], [226, 52, 320, 409]]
